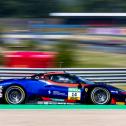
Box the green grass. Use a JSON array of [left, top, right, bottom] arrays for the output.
[[74, 50, 126, 68]]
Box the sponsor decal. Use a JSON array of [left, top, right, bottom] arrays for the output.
[[37, 101, 80, 105], [110, 90, 118, 93], [52, 98, 65, 102], [68, 88, 81, 100], [116, 102, 125, 105], [85, 88, 88, 92], [48, 90, 51, 94], [53, 91, 67, 96]]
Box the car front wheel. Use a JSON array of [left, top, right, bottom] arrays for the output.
[[90, 87, 110, 105]]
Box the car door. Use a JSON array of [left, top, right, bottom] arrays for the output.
[[43, 84, 68, 99], [39, 77, 82, 101], [42, 74, 82, 101], [43, 84, 82, 101]]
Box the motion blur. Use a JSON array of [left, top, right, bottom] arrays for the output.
[[0, 1, 126, 68]]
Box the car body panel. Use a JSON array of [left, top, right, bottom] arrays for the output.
[[0, 72, 126, 104]]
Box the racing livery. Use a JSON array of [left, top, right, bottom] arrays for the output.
[[0, 72, 126, 104]]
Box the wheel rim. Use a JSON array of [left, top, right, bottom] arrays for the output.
[[91, 88, 110, 104], [5, 86, 25, 104]]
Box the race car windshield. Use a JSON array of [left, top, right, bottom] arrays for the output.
[[77, 76, 95, 84]]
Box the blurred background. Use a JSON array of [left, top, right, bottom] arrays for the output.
[[1, 0, 126, 68]]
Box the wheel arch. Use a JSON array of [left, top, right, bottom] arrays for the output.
[[3, 84, 27, 104], [3, 83, 27, 94], [83, 85, 111, 104]]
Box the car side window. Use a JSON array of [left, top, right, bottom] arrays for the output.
[[49, 74, 77, 84]]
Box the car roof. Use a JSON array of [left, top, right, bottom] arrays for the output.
[[32, 72, 67, 77], [46, 72, 65, 75]]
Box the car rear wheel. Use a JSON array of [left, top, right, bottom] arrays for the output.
[[4, 86, 26, 104], [90, 87, 110, 105]]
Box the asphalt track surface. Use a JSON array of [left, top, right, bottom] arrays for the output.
[[0, 110, 126, 126]]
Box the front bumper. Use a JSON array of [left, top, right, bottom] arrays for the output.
[[111, 91, 126, 105]]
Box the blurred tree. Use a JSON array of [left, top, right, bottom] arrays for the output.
[[1, 0, 126, 17], [58, 0, 126, 12], [79, 0, 126, 12], [0, 0, 60, 17], [0, 53, 5, 66], [56, 40, 75, 68], [24, 40, 37, 50]]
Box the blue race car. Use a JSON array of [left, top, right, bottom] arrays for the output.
[[0, 72, 126, 104]]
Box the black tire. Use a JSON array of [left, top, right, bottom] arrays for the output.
[[90, 87, 110, 105], [4, 85, 26, 104]]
